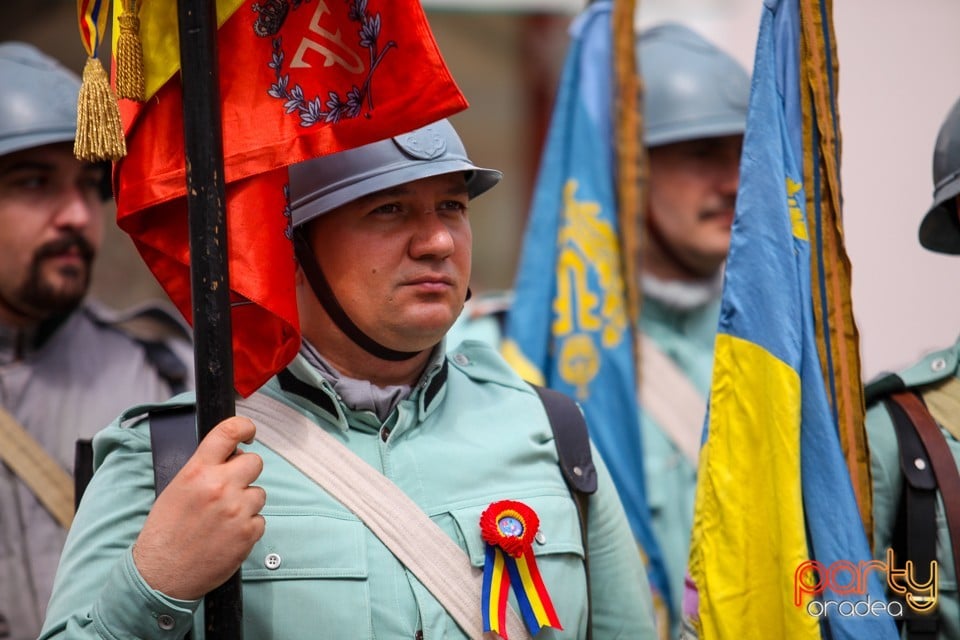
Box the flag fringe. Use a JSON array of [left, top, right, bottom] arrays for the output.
[[116, 5, 146, 101], [75, 57, 127, 161]]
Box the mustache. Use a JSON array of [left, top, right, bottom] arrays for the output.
[[35, 232, 95, 264]]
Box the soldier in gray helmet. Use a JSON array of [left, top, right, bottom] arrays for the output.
[[863, 96, 960, 640], [0, 42, 194, 640], [41, 118, 658, 639], [634, 23, 749, 639]]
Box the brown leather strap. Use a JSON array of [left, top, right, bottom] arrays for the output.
[[889, 391, 960, 590]]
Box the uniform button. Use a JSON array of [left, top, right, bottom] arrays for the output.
[[264, 553, 282, 570], [157, 614, 176, 630], [535, 530, 547, 545], [931, 357, 947, 372], [914, 458, 927, 471], [453, 353, 470, 366], [415, 631, 424, 640], [380, 426, 390, 442], [572, 466, 583, 477]]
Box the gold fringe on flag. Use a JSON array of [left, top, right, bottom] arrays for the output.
[[798, 0, 873, 545], [75, 0, 126, 161], [613, 0, 643, 337], [613, 1, 668, 636], [76, 57, 127, 161], [116, 0, 145, 101]]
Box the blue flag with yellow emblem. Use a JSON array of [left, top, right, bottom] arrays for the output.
[[687, 0, 898, 638], [501, 0, 671, 618]]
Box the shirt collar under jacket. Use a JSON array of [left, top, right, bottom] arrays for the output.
[[640, 269, 723, 311], [274, 339, 449, 431]]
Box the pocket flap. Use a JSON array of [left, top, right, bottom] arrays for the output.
[[243, 508, 368, 580]]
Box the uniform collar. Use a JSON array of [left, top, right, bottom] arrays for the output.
[[275, 347, 449, 431], [640, 271, 723, 311]]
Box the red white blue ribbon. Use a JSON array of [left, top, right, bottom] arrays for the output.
[[480, 500, 562, 639]]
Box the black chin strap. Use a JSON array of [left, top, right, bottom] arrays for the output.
[[293, 232, 423, 362]]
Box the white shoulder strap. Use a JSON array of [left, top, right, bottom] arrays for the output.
[[237, 393, 531, 640], [638, 334, 707, 466]]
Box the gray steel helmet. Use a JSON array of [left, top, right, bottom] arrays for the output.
[[290, 118, 501, 227], [0, 42, 81, 158], [637, 23, 750, 147], [918, 96, 960, 255]]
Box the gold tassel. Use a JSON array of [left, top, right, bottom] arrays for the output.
[[115, 0, 145, 101], [74, 57, 127, 161]]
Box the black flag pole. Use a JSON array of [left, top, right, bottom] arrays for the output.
[[175, 0, 243, 637]]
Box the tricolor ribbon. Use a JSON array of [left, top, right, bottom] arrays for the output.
[[77, 0, 110, 59], [480, 500, 562, 639], [75, 0, 126, 160]]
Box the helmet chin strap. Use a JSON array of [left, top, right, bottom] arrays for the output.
[[293, 232, 428, 362]]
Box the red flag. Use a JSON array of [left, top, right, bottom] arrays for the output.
[[115, 0, 468, 396]]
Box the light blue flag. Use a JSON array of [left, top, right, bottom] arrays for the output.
[[501, 0, 672, 616], [690, 0, 899, 637]]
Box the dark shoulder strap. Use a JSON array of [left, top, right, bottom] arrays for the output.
[[530, 385, 597, 496], [74, 439, 94, 510], [148, 405, 198, 640], [149, 406, 198, 494], [73, 402, 194, 508], [883, 393, 939, 640], [530, 384, 594, 640], [888, 392, 960, 601]]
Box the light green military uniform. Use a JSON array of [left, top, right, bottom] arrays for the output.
[[865, 337, 960, 640], [444, 287, 720, 639], [638, 292, 719, 638], [40, 341, 657, 639]]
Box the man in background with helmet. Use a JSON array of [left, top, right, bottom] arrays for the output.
[[631, 23, 749, 638], [863, 97, 960, 640], [40, 119, 658, 639], [0, 42, 193, 640]]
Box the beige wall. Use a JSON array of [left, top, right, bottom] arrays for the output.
[[7, 0, 960, 378]]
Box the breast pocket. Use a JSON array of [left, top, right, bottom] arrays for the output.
[[241, 508, 372, 639], [449, 494, 587, 639]]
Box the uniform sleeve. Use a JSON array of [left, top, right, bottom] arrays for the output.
[[39, 417, 200, 639], [586, 444, 660, 639]]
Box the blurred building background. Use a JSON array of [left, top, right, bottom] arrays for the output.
[[5, 0, 959, 379]]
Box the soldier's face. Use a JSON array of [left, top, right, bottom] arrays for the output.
[[0, 144, 105, 326], [300, 172, 472, 352], [645, 134, 742, 279]]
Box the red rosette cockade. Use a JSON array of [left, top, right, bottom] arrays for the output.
[[479, 500, 562, 639]]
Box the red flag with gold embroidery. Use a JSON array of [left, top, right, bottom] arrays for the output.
[[113, 0, 468, 396]]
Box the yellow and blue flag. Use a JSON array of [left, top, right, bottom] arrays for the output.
[[687, 0, 897, 638], [501, 0, 671, 617]]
